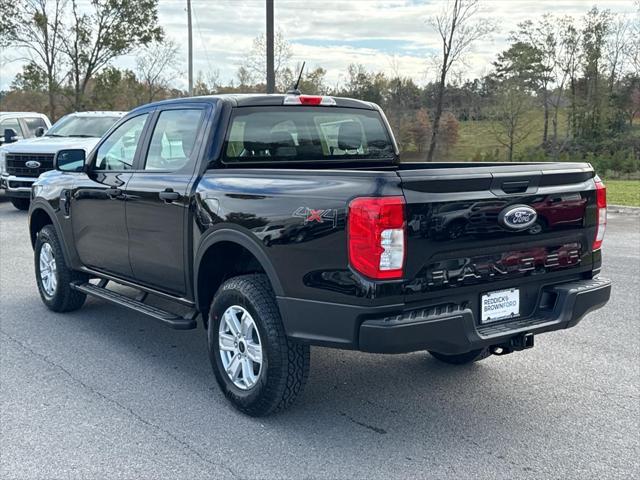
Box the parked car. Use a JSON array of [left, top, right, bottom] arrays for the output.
[[0, 111, 125, 210], [28, 93, 611, 416], [0, 112, 51, 145]]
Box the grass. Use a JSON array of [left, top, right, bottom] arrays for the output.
[[401, 111, 639, 205], [450, 111, 569, 161], [605, 180, 640, 207]]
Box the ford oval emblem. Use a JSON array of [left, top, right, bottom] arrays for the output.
[[25, 160, 41, 169], [498, 204, 538, 230]]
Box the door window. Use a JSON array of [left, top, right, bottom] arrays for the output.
[[94, 114, 148, 171], [0, 118, 24, 136], [144, 109, 203, 171]]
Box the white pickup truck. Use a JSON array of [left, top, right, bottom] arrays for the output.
[[0, 111, 125, 210], [0, 112, 51, 146]]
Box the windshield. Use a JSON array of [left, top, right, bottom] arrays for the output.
[[223, 107, 395, 164], [46, 115, 120, 138]]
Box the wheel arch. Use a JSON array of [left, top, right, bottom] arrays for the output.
[[29, 205, 56, 248], [29, 203, 75, 269], [194, 228, 284, 324]]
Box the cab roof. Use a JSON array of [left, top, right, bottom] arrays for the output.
[[64, 111, 127, 117], [130, 94, 379, 113], [0, 112, 49, 119]]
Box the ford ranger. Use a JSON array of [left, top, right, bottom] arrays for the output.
[[28, 93, 611, 416], [1, 111, 125, 210]]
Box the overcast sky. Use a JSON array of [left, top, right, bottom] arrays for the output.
[[0, 0, 637, 91]]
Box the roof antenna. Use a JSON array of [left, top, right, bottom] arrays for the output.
[[287, 61, 306, 95]]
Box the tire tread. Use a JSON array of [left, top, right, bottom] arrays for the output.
[[36, 225, 87, 312], [210, 274, 310, 416]]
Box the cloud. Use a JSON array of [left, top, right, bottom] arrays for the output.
[[1, 0, 636, 92]]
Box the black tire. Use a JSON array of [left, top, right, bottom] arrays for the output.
[[10, 197, 30, 211], [208, 274, 310, 416], [35, 225, 88, 312], [429, 348, 491, 365]]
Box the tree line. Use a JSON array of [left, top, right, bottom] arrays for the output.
[[1, 0, 638, 172]]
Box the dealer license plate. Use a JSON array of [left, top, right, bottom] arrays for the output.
[[480, 288, 520, 324]]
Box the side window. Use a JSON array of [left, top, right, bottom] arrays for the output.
[[23, 117, 47, 135], [0, 118, 24, 137], [94, 114, 148, 171], [144, 109, 203, 171]]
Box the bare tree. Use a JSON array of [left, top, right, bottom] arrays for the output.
[[426, 0, 494, 161], [550, 16, 580, 150], [626, 0, 640, 76], [560, 17, 583, 141], [236, 66, 254, 89], [136, 39, 181, 102], [489, 80, 534, 161], [241, 29, 292, 91], [1, 0, 65, 119], [606, 14, 631, 92], [193, 69, 221, 96], [387, 54, 403, 80]]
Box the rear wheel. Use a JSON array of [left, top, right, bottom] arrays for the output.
[[10, 198, 30, 211], [208, 274, 310, 416], [429, 348, 490, 365], [35, 225, 88, 312]]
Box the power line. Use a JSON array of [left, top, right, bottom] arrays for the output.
[[187, 0, 193, 95], [191, 2, 215, 76]]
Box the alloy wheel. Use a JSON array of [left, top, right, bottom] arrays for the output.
[[218, 305, 263, 390], [39, 242, 58, 297]]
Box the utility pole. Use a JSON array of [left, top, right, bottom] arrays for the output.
[[266, 0, 275, 94], [187, 0, 193, 96]]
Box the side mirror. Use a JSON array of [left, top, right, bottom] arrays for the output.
[[3, 128, 18, 144], [55, 149, 86, 172], [35, 126, 46, 137]]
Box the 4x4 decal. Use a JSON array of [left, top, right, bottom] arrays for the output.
[[293, 207, 337, 227]]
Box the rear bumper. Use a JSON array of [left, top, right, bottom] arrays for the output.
[[278, 277, 611, 354], [0, 175, 34, 197]]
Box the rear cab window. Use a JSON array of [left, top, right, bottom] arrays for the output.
[[222, 106, 395, 165], [23, 117, 48, 135]]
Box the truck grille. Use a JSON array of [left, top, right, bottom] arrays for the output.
[[5, 153, 55, 177]]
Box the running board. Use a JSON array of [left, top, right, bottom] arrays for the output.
[[71, 282, 197, 330]]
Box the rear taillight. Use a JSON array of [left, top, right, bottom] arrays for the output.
[[348, 196, 406, 280], [283, 94, 337, 106], [593, 176, 607, 250]]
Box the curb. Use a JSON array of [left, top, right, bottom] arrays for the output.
[[609, 204, 640, 215]]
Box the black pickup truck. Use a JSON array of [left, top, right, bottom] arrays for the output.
[[28, 93, 611, 416]]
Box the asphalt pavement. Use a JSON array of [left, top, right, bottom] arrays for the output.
[[1, 198, 638, 479]]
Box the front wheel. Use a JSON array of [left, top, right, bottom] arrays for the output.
[[208, 274, 310, 416], [10, 197, 30, 211], [35, 225, 88, 312], [429, 348, 491, 365]]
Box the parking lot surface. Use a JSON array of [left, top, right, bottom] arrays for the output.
[[1, 198, 638, 479]]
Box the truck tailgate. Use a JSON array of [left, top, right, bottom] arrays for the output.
[[397, 162, 600, 309]]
